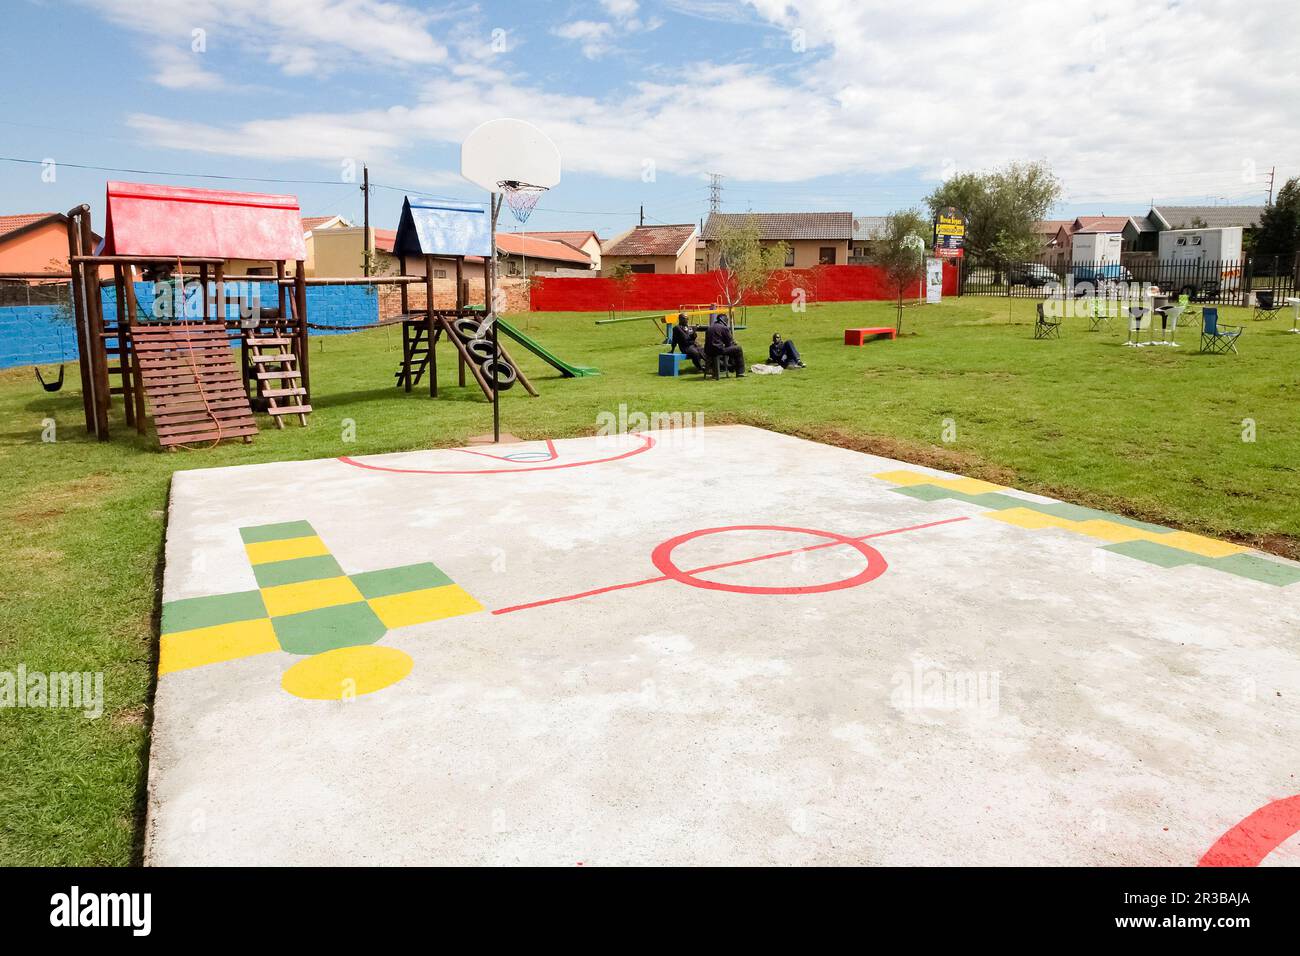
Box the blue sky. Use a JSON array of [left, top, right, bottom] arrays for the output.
[[2, 0, 1296, 238]]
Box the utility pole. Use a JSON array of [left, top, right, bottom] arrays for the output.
[[708, 173, 723, 214], [639, 205, 644, 227], [362, 164, 371, 276], [1267, 166, 1276, 205]]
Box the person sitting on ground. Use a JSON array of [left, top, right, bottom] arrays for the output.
[[704, 314, 744, 378], [670, 313, 705, 371], [768, 333, 805, 369]]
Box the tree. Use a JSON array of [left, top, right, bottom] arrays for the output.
[[608, 261, 636, 315], [713, 215, 789, 308], [925, 160, 1062, 269], [1255, 177, 1300, 263], [871, 210, 930, 333]]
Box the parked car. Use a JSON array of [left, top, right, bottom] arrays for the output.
[[1009, 262, 1062, 288], [1071, 264, 1135, 296]]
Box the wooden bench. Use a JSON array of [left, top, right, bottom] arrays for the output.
[[844, 327, 897, 345]]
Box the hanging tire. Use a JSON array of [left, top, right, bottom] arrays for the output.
[[483, 358, 516, 392], [453, 317, 480, 341], [467, 339, 496, 363]]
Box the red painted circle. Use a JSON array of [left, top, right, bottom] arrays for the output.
[[1199, 794, 1300, 867], [337, 433, 654, 476], [651, 525, 887, 595]]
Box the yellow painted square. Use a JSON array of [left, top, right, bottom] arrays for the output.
[[369, 584, 483, 630], [159, 618, 279, 675], [873, 469, 931, 486], [261, 575, 364, 617], [1159, 531, 1247, 559], [244, 535, 329, 565], [1071, 519, 1152, 544], [982, 507, 1071, 530], [934, 476, 1007, 495]]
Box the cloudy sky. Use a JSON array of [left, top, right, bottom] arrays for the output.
[[2, 0, 1297, 234]]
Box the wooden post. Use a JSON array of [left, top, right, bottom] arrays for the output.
[[425, 255, 436, 397], [122, 267, 147, 433], [64, 212, 96, 435], [294, 262, 309, 402], [113, 269, 135, 429], [456, 256, 466, 387], [79, 215, 110, 439]]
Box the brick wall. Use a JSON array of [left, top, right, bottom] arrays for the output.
[[377, 275, 532, 321]]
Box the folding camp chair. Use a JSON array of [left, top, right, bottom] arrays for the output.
[[1034, 301, 1061, 339], [1199, 307, 1242, 355], [1086, 297, 1112, 332], [1123, 305, 1152, 346], [1254, 290, 1284, 321]]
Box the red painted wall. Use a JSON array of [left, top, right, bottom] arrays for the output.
[[529, 264, 958, 312]]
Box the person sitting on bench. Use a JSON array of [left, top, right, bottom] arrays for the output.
[[768, 333, 805, 369], [705, 314, 745, 378], [670, 313, 705, 371]]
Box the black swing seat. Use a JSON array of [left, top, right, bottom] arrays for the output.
[[35, 365, 65, 392]]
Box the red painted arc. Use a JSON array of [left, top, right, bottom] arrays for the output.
[[1198, 795, 1300, 867], [454, 439, 559, 463], [337, 433, 654, 476]]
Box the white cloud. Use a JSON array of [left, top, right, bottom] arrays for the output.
[[108, 0, 1300, 208], [551, 20, 617, 60], [151, 48, 224, 90]]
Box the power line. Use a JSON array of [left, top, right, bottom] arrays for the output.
[[0, 155, 349, 187]]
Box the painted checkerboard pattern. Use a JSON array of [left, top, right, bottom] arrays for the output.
[[874, 470, 1300, 586], [159, 520, 483, 692]]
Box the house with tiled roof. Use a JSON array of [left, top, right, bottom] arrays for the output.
[[522, 230, 602, 270], [0, 212, 85, 275], [702, 211, 852, 269], [600, 223, 698, 275]]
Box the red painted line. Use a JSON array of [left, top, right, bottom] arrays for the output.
[[1198, 795, 1300, 866], [454, 439, 559, 463], [492, 516, 968, 614], [110, 191, 300, 211], [338, 433, 654, 476]]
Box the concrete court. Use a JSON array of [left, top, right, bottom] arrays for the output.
[[145, 425, 1300, 866]]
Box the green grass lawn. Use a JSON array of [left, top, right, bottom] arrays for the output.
[[2, 294, 1298, 864]]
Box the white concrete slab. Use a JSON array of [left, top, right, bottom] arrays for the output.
[[145, 425, 1300, 865]]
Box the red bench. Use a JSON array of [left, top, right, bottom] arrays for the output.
[[844, 327, 897, 345]]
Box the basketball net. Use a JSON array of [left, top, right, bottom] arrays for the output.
[[498, 180, 548, 225]]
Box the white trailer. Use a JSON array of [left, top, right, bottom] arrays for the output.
[[1156, 227, 1243, 294], [1072, 231, 1123, 266]]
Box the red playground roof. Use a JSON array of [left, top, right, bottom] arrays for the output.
[[101, 182, 308, 261]]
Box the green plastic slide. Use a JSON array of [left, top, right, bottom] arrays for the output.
[[496, 318, 600, 377]]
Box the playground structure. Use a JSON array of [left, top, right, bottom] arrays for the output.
[[51, 181, 594, 449], [65, 183, 311, 448]]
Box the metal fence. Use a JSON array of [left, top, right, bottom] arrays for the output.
[[958, 253, 1299, 306]]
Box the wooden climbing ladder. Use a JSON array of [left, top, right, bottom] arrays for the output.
[[245, 328, 310, 427]]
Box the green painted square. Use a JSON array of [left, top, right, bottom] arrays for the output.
[[350, 562, 452, 599], [1212, 554, 1300, 587], [270, 602, 387, 655], [253, 554, 345, 588], [162, 589, 267, 634], [239, 520, 317, 544], [1102, 540, 1200, 568], [960, 491, 1032, 510], [891, 484, 952, 502]]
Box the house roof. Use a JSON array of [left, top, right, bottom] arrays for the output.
[[101, 182, 307, 260], [495, 232, 591, 264], [603, 223, 698, 257], [1034, 219, 1072, 235], [373, 228, 396, 254], [524, 230, 598, 250], [0, 212, 64, 240], [302, 215, 350, 233], [703, 211, 852, 241], [851, 216, 889, 241], [1148, 205, 1266, 230], [1072, 216, 1132, 234]]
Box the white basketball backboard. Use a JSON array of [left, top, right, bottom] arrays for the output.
[[461, 118, 561, 192]]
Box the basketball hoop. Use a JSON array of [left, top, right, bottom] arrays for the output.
[[498, 180, 548, 225]]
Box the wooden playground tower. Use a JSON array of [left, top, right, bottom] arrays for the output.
[[66, 182, 312, 448], [389, 196, 535, 401]]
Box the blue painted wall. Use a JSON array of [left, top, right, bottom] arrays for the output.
[[0, 281, 380, 370]]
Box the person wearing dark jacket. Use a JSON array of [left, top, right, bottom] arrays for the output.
[[704, 316, 744, 378], [670, 314, 705, 371], [768, 333, 805, 369]]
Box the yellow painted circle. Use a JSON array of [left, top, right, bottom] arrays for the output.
[[281, 646, 413, 700]]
